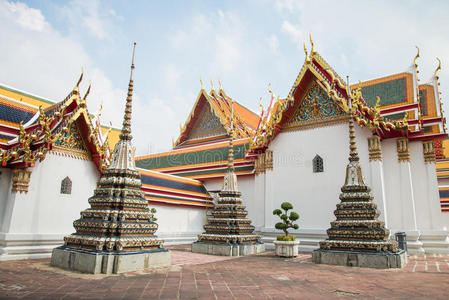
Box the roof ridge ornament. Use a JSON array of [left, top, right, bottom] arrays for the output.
[[218, 78, 223, 91], [119, 42, 136, 141], [74, 68, 84, 93], [304, 42, 310, 64], [200, 77, 204, 90], [414, 46, 420, 68], [268, 83, 274, 97], [210, 79, 215, 92], [309, 33, 316, 56], [435, 57, 442, 79], [82, 81, 91, 103]]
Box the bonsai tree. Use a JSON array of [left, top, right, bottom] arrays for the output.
[[273, 202, 299, 241], [145, 206, 158, 222]]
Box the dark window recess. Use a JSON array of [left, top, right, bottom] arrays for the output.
[[313, 155, 324, 173], [60, 176, 72, 194]]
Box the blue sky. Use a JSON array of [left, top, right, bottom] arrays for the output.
[[1, 0, 448, 155]]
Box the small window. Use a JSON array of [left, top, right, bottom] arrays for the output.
[[313, 155, 323, 173], [60, 176, 72, 194]]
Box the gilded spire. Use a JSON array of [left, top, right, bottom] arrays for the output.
[[210, 79, 215, 92], [218, 78, 223, 91], [119, 42, 136, 141], [200, 77, 204, 90], [228, 100, 235, 171], [346, 76, 359, 163], [222, 100, 238, 192]]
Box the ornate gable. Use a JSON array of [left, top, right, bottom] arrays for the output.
[[183, 100, 227, 143], [283, 81, 346, 131], [52, 120, 91, 160]]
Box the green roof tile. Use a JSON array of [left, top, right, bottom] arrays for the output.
[[136, 143, 249, 170], [362, 78, 407, 106]]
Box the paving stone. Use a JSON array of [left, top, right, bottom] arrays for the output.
[[1, 247, 449, 299]]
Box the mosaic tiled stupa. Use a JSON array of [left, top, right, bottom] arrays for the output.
[[312, 89, 406, 268], [192, 115, 264, 256], [51, 43, 170, 274]]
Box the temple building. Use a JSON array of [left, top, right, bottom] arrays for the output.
[[136, 40, 449, 255], [0, 76, 212, 260], [1, 39, 449, 260]]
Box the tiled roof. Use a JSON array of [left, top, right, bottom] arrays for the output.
[[136, 138, 254, 180], [139, 168, 213, 208]]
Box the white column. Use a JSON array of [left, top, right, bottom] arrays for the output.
[[367, 136, 388, 226], [420, 140, 449, 253], [397, 138, 423, 254]]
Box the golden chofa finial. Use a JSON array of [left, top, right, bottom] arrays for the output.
[[304, 42, 310, 64], [309, 33, 316, 56], [200, 77, 204, 90], [96, 101, 103, 121], [210, 79, 215, 91], [218, 78, 223, 91], [268, 83, 274, 97], [414, 46, 420, 68], [82, 81, 91, 102], [74, 67, 84, 91], [435, 57, 442, 79], [259, 97, 264, 111]]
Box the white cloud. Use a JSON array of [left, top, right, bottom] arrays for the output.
[[58, 0, 121, 40], [265, 34, 280, 54], [281, 21, 303, 49], [273, 1, 449, 119], [274, 0, 302, 14], [163, 64, 181, 90], [0, 0, 197, 154], [215, 36, 241, 72], [5, 1, 47, 32], [0, 1, 124, 140]]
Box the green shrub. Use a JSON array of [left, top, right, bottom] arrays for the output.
[[145, 206, 158, 222], [276, 235, 296, 241], [273, 202, 299, 236]]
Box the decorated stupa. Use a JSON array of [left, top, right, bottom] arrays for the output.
[[312, 82, 406, 268], [51, 43, 170, 274], [192, 105, 264, 256]]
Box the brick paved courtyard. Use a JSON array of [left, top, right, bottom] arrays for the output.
[[1, 245, 449, 299]]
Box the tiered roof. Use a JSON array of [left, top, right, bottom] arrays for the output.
[[0, 76, 113, 171], [175, 83, 259, 148], [139, 168, 213, 208], [136, 84, 259, 180], [247, 37, 446, 157]]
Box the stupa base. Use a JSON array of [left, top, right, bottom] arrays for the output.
[[312, 249, 407, 269], [192, 242, 265, 256], [51, 246, 170, 274]]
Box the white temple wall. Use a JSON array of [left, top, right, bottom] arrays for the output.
[[0, 168, 12, 232], [203, 176, 260, 227], [152, 204, 206, 245], [261, 123, 372, 251], [0, 154, 99, 260], [409, 142, 449, 253], [382, 139, 404, 230], [410, 142, 433, 230]]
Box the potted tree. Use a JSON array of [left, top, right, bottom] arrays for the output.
[[272, 202, 300, 257]]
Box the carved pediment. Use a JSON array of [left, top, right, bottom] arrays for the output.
[[52, 120, 91, 160], [283, 81, 346, 131], [185, 101, 227, 141]]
